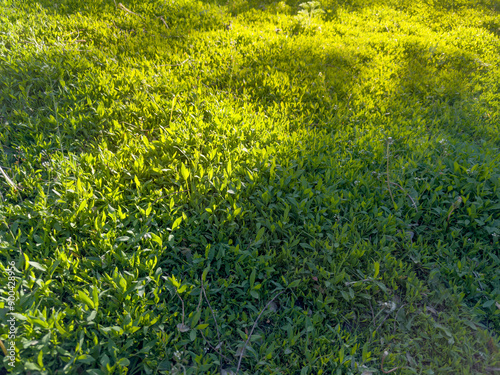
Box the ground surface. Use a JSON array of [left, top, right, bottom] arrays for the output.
[[0, 0, 500, 373]]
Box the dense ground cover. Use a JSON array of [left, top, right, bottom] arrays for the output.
[[1, 0, 500, 373]]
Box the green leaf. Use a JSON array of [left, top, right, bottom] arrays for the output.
[[158, 359, 170, 370], [29, 261, 47, 271], [87, 310, 97, 322], [288, 279, 301, 288], [191, 310, 202, 328], [9, 313, 27, 321], [483, 300, 496, 308], [117, 358, 130, 367], [77, 354, 95, 364], [180, 163, 190, 181], [92, 286, 99, 309], [97, 102, 105, 117], [255, 227, 266, 243], [100, 354, 110, 367], [75, 199, 88, 215], [250, 268, 256, 288], [77, 290, 95, 309], [23, 253, 30, 271], [139, 340, 158, 354], [374, 261, 380, 278], [25, 362, 42, 371], [202, 266, 210, 282], [151, 233, 163, 247], [37, 349, 44, 368], [170, 275, 181, 288], [100, 326, 124, 334], [172, 217, 183, 231]]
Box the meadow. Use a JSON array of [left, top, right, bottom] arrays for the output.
[[0, 0, 499, 373]]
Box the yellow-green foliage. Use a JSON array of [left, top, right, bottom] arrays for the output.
[[0, 0, 499, 374]]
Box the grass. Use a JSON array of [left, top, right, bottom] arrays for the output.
[[0, 0, 499, 373]]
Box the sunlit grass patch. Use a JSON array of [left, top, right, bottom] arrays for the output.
[[1, 0, 499, 373]]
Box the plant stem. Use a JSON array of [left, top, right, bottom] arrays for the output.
[[236, 290, 285, 374], [386, 138, 396, 210]]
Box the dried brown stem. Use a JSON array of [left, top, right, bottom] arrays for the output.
[[236, 290, 286, 374], [201, 279, 223, 370], [446, 196, 463, 224], [158, 16, 169, 29], [175, 292, 185, 325], [389, 181, 418, 211], [199, 329, 234, 364], [381, 351, 403, 374], [386, 139, 396, 210], [369, 300, 375, 324], [345, 278, 372, 286], [370, 310, 392, 345], [117, 3, 145, 19], [0, 339, 7, 356], [0, 165, 23, 202], [0, 165, 19, 190], [156, 59, 192, 68]]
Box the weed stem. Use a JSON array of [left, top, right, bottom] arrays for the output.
[[389, 181, 418, 211], [176, 292, 185, 325], [236, 290, 286, 374], [201, 279, 222, 369], [117, 3, 145, 20], [386, 138, 396, 210]]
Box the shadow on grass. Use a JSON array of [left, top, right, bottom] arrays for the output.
[[1, 1, 499, 374], [0, 51, 99, 155], [392, 40, 499, 145]]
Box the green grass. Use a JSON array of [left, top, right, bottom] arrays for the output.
[[1, 0, 500, 373]]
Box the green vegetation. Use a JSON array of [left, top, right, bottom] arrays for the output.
[[1, 0, 500, 373]]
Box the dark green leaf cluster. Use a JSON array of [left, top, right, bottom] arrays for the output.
[[0, 0, 499, 374]]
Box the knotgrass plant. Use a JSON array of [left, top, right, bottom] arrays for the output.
[[0, 0, 499, 373]]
